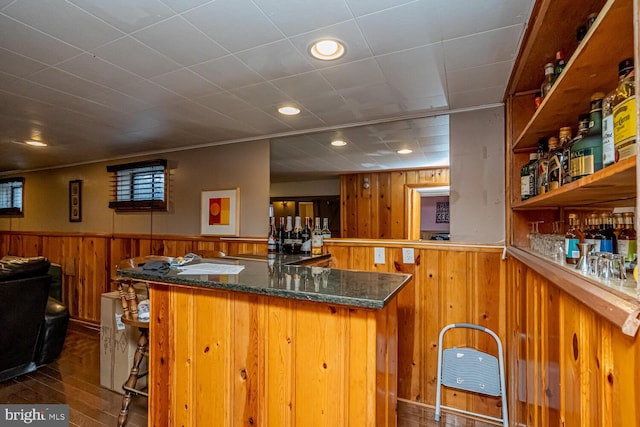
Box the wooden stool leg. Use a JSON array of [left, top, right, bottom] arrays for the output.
[[118, 328, 148, 427]]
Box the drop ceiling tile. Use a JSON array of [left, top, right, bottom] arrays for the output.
[[26, 67, 109, 99], [85, 88, 150, 113], [271, 72, 335, 100], [190, 55, 265, 90], [229, 82, 290, 108], [151, 68, 220, 98], [438, 0, 533, 41], [288, 20, 374, 69], [235, 39, 314, 80], [403, 95, 448, 111], [0, 15, 82, 65], [183, 0, 283, 53], [345, 0, 418, 17], [0, 0, 14, 8], [194, 91, 252, 114], [2, 78, 94, 110], [446, 60, 514, 94], [3, 0, 124, 51], [159, 0, 212, 13], [0, 71, 20, 88], [443, 24, 523, 71], [117, 79, 180, 105], [320, 58, 385, 90], [356, 1, 442, 55], [252, 0, 353, 37], [376, 43, 446, 98], [69, 0, 175, 33], [447, 85, 506, 109], [132, 16, 227, 66], [257, 106, 326, 129], [0, 47, 48, 77], [93, 36, 182, 79], [57, 53, 145, 91], [225, 108, 290, 134]]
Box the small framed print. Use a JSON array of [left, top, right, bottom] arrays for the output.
[[69, 180, 82, 222], [435, 201, 449, 224], [200, 188, 240, 236]]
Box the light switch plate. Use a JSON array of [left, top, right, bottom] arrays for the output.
[[374, 247, 385, 264], [402, 248, 415, 264]]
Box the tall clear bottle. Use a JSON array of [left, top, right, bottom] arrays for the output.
[[321, 218, 332, 239], [565, 213, 584, 265], [618, 212, 637, 271], [293, 216, 303, 246], [571, 93, 604, 181], [312, 217, 324, 255], [541, 62, 555, 98], [612, 58, 636, 161], [267, 216, 277, 257], [284, 216, 293, 245], [601, 60, 633, 166]]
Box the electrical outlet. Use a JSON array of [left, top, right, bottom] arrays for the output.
[[402, 248, 415, 264], [374, 247, 385, 264]]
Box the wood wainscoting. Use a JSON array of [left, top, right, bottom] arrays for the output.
[[507, 256, 640, 427]]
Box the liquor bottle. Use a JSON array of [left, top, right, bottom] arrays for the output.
[[613, 212, 624, 238], [284, 216, 293, 245], [541, 62, 555, 98], [599, 212, 617, 254], [520, 153, 538, 200], [571, 93, 604, 181], [576, 25, 587, 43], [559, 126, 573, 185], [536, 138, 549, 195], [267, 216, 277, 257], [618, 212, 637, 270], [312, 217, 324, 255], [300, 217, 311, 254], [277, 217, 285, 253], [565, 213, 584, 265], [584, 214, 598, 253], [553, 50, 566, 83], [547, 137, 562, 191], [612, 58, 636, 161], [321, 218, 332, 239], [293, 216, 303, 245]]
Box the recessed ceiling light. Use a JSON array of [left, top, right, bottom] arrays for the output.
[[25, 140, 47, 147], [310, 39, 345, 61], [397, 149, 413, 154], [278, 106, 300, 115], [331, 139, 347, 146]]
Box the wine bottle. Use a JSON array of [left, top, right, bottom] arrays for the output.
[[312, 217, 324, 255], [321, 218, 331, 239], [267, 216, 276, 257], [301, 217, 311, 254]]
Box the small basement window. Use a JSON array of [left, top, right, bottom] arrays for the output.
[[0, 177, 24, 216], [107, 159, 168, 211]]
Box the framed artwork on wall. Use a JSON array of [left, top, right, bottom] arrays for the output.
[[201, 188, 240, 236], [69, 180, 82, 222], [435, 201, 449, 224]]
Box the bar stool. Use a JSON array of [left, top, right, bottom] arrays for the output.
[[115, 277, 149, 427]]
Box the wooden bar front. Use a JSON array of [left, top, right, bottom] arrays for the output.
[[148, 282, 398, 426]]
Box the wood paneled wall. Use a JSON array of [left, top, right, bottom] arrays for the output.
[[507, 256, 640, 427], [340, 168, 449, 239]]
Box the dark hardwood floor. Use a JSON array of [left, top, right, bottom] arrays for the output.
[[0, 324, 497, 427]]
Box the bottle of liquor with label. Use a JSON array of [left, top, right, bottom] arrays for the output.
[[547, 137, 562, 191], [541, 62, 555, 98], [618, 212, 637, 271], [300, 217, 311, 254], [312, 217, 324, 255], [559, 126, 573, 185], [267, 216, 277, 257], [565, 213, 584, 265], [536, 138, 549, 195], [612, 58, 636, 161], [571, 93, 604, 181], [293, 216, 303, 246], [602, 60, 633, 166], [599, 212, 617, 254], [277, 217, 286, 253], [520, 153, 538, 200], [553, 50, 566, 83], [321, 218, 332, 239], [284, 216, 293, 246]]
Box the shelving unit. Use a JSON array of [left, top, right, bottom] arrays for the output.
[[505, 0, 640, 332]]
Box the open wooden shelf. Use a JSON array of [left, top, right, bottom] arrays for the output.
[[512, 0, 634, 151], [513, 157, 636, 209]]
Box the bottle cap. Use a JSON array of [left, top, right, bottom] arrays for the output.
[[529, 153, 538, 160], [618, 58, 634, 75], [548, 137, 559, 149], [544, 62, 554, 73], [555, 50, 565, 60]]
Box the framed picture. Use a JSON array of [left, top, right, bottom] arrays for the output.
[[201, 188, 239, 236], [69, 180, 82, 222], [435, 201, 449, 224]]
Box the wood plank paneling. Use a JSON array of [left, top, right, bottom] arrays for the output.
[[340, 168, 449, 239]]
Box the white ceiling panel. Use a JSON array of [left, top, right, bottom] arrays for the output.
[[0, 0, 532, 178]]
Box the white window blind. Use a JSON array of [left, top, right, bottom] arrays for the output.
[[107, 159, 167, 211], [0, 177, 24, 216]]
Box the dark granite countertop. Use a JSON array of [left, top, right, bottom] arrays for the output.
[[117, 257, 411, 309]]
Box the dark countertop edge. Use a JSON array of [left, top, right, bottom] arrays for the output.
[[117, 270, 412, 310]]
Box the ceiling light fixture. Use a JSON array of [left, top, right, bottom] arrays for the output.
[[331, 139, 347, 146], [310, 39, 345, 61], [25, 140, 47, 147], [278, 106, 300, 115], [397, 149, 413, 154]]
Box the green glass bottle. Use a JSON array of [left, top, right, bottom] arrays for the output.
[[571, 93, 604, 181]]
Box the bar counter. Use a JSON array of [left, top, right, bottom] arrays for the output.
[[118, 255, 412, 426]]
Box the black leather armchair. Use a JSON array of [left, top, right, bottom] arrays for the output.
[[0, 256, 70, 382]]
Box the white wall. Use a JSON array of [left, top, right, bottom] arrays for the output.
[[0, 140, 270, 237], [449, 107, 505, 244]]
